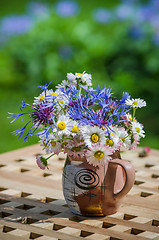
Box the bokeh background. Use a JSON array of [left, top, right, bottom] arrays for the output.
[[0, 0, 159, 153]]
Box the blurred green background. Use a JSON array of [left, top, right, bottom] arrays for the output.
[[0, 0, 159, 153]]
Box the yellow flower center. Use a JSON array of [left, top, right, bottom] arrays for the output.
[[129, 117, 132, 121], [61, 141, 68, 148], [94, 151, 104, 159], [77, 73, 82, 75], [91, 133, 99, 143], [120, 137, 125, 142], [60, 100, 64, 104], [51, 92, 57, 96], [111, 107, 115, 112], [102, 126, 106, 130], [51, 140, 56, 147], [135, 127, 140, 133], [106, 139, 114, 147], [43, 140, 47, 147], [71, 126, 79, 133], [133, 101, 138, 105], [39, 95, 45, 102], [58, 122, 66, 130]]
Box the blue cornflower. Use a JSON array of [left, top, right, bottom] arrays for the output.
[[115, 3, 135, 21], [8, 83, 57, 141], [12, 121, 31, 139], [66, 85, 130, 132], [91, 86, 113, 103], [32, 102, 56, 126], [92, 8, 111, 24], [0, 15, 33, 36], [54, 1, 79, 18], [120, 92, 130, 104]]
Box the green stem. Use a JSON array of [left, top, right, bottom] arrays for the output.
[[45, 153, 55, 161], [79, 87, 82, 95], [126, 107, 137, 133], [77, 78, 80, 90], [124, 133, 132, 139], [57, 102, 65, 113], [132, 108, 136, 121], [51, 137, 72, 143]]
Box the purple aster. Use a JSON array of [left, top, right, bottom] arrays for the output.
[[8, 84, 58, 141], [0, 15, 33, 36], [55, 1, 79, 17], [95, 109, 109, 126], [32, 102, 55, 126], [92, 8, 111, 24]]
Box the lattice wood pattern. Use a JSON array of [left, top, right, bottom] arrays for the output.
[[0, 144, 159, 240]]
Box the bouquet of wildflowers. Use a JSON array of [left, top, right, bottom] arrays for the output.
[[9, 72, 146, 169]]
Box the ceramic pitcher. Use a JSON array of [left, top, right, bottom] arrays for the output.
[[62, 151, 135, 216]]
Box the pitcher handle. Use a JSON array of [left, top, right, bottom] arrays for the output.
[[110, 158, 135, 199]]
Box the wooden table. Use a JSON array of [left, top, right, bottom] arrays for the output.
[[0, 145, 159, 240]]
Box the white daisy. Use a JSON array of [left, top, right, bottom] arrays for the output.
[[75, 71, 92, 86], [70, 121, 80, 137], [65, 143, 87, 158], [125, 113, 133, 121], [86, 144, 113, 166], [39, 134, 50, 154], [56, 80, 71, 89], [128, 134, 140, 150], [131, 121, 145, 138], [33, 89, 61, 106], [67, 73, 77, 85], [67, 71, 92, 87], [122, 113, 133, 127], [69, 133, 85, 147], [33, 89, 54, 105], [65, 132, 86, 158], [47, 133, 62, 155], [56, 115, 74, 136], [39, 133, 54, 154], [52, 88, 69, 112], [36, 155, 48, 170], [106, 126, 122, 151], [82, 125, 106, 148], [57, 99, 68, 112], [125, 98, 146, 108], [118, 128, 131, 149]]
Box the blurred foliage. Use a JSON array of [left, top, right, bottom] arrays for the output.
[[0, 0, 159, 152]]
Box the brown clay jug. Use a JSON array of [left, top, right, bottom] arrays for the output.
[[62, 151, 135, 216]]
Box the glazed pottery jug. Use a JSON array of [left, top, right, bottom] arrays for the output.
[[62, 151, 135, 216]]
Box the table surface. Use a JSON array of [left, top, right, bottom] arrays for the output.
[[0, 145, 159, 240]]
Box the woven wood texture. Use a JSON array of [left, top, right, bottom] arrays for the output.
[[0, 144, 159, 240]]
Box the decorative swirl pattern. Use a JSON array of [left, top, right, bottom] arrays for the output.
[[74, 169, 99, 190]]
